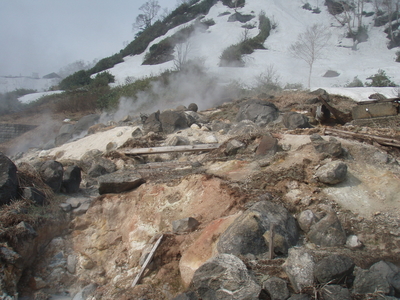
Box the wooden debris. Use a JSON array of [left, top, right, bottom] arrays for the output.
[[123, 144, 220, 155], [318, 95, 352, 125], [131, 234, 164, 288], [268, 223, 276, 260]]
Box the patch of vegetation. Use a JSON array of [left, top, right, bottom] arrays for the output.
[[221, 0, 245, 8], [365, 69, 397, 87], [345, 76, 364, 87], [396, 51, 400, 62], [347, 25, 369, 43], [0, 89, 36, 116], [59, 71, 114, 91]]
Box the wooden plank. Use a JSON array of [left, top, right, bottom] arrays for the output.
[[123, 144, 220, 155], [131, 234, 163, 288]]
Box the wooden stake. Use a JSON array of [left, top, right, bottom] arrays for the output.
[[268, 223, 275, 260], [123, 144, 220, 155]]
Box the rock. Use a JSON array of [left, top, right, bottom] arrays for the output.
[[229, 120, 261, 136], [87, 123, 107, 135], [21, 187, 47, 206], [72, 283, 98, 300], [131, 127, 143, 138], [211, 120, 231, 133], [55, 132, 73, 146], [72, 199, 92, 216], [255, 135, 278, 156], [81, 256, 95, 270], [309, 88, 328, 96], [288, 295, 311, 300], [0, 153, 18, 205], [38, 160, 64, 193], [143, 111, 162, 134], [87, 164, 107, 178], [307, 206, 346, 247], [98, 172, 145, 194], [168, 136, 190, 146], [58, 123, 74, 135], [190, 254, 261, 299], [236, 99, 279, 126], [314, 254, 354, 284], [225, 139, 245, 156], [283, 112, 311, 129], [60, 203, 72, 212], [369, 261, 400, 294], [228, 11, 255, 23], [159, 110, 189, 134], [312, 136, 343, 157], [67, 254, 77, 274], [323, 70, 340, 77], [315, 161, 347, 184], [106, 142, 117, 151], [16, 221, 37, 237], [352, 266, 393, 296], [61, 165, 81, 193], [262, 277, 290, 300], [297, 210, 317, 232], [0, 245, 23, 267], [172, 292, 199, 300], [188, 103, 198, 112], [73, 114, 100, 135], [30, 276, 47, 290], [217, 200, 299, 256], [283, 248, 315, 293], [346, 235, 363, 249], [321, 285, 351, 300], [172, 217, 200, 234]]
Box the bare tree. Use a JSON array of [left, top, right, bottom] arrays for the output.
[[133, 0, 161, 32], [174, 41, 192, 71], [289, 24, 331, 88]]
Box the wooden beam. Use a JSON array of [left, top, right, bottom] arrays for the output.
[[123, 144, 220, 155]]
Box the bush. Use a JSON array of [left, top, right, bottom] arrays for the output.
[[365, 69, 397, 87], [91, 71, 115, 88], [59, 70, 91, 90], [345, 76, 364, 87], [396, 51, 400, 62], [0, 89, 36, 116]]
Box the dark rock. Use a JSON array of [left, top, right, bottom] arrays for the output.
[[217, 201, 299, 256], [211, 120, 231, 133], [236, 99, 279, 126], [61, 165, 81, 194], [369, 261, 400, 294], [58, 123, 74, 135], [87, 164, 107, 178], [283, 112, 311, 129], [314, 254, 354, 284], [255, 135, 278, 156], [288, 295, 311, 300], [188, 103, 198, 112], [190, 254, 261, 299], [312, 137, 343, 157], [262, 277, 290, 300], [323, 70, 340, 77], [321, 285, 351, 300], [352, 266, 393, 296], [55, 133, 73, 146], [307, 206, 346, 247], [98, 172, 145, 194], [0, 153, 18, 205], [172, 292, 199, 300], [172, 217, 200, 234], [309, 88, 328, 96], [283, 248, 315, 293], [369, 93, 387, 100], [38, 160, 64, 193], [228, 12, 255, 23], [22, 187, 47, 206], [131, 127, 143, 138], [229, 120, 261, 136], [159, 110, 189, 134], [225, 139, 245, 156], [315, 161, 347, 184], [143, 111, 162, 134], [168, 136, 190, 146], [73, 114, 100, 135], [16, 221, 37, 237]]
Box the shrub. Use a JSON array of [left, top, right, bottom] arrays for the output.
[[396, 51, 400, 62], [0, 89, 35, 116], [345, 76, 364, 87], [91, 71, 115, 88], [365, 69, 397, 87], [59, 70, 91, 90]]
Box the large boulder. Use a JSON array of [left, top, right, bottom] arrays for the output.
[[352, 265, 394, 296], [236, 99, 279, 126], [72, 114, 100, 135], [38, 160, 64, 193], [314, 254, 355, 284], [311, 135, 343, 157], [283, 112, 311, 129], [61, 165, 81, 194], [217, 200, 299, 256], [0, 153, 18, 205], [189, 254, 261, 299], [228, 120, 261, 136], [159, 110, 189, 134], [97, 172, 145, 194], [315, 161, 347, 184], [262, 277, 290, 300], [283, 248, 315, 293], [143, 111, 162, 134]]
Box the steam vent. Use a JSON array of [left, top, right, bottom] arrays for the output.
[[0, 124, 37, 143]]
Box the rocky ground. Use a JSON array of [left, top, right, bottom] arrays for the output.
[[1, 90, 400, 300]]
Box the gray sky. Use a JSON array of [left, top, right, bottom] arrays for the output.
[[0, 0, 177, 77]]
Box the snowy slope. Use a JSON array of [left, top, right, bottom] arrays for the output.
[[106, 0, 399, 90]]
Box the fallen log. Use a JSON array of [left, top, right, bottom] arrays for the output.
[[123, 144, 221, 155], [324, 128, 400, 148]]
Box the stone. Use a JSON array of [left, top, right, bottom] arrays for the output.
[[60, 203, 72, 212], [30, 276, 47, 290], [131, 127, 143, 138], [229, 120, 261, 136], [0, 153, 18, 205], [61, 165, 81, 193], [211, 120, 231, 132], [188, 103, 198, 112], [352, 266, 393, 295], [321, 285, 351, 300], [38, 160, 64, 193], [255, 135, 278, 156], [217, 200, 299, 256], [315, 161, 347, 184], [312, 137, 343, 157], [88, 164, 108, 178], [346, 235, 363, 249], [0, 245, 23, 267], [172, 292, 199, 300], [73, 199, 92, 216], [307, 206, 346, 247], [190, 254, 261, 299], [323, 70, 340, 77], [283, 112, 311, 129], [309, 88, 328, 96], [58, 123, 74, 135], [172, 217, 200, 234], [22, 187, 47, 206], [67, 254, 77, 274], [73, 114, 100, 135], [98, 172, 145, 194], [55, 132, 73, 146], [297, 210, 317, 232], [225, 139, 245, 156], [288, 295, 311, 300], [72, 283, 98, 300], [16, 221, 37, 237], [236, 99, 279, 126], [159, 110, 189, 134], [283, 248, 315, 293], [168, 136, 190, 146], [314, 254, 354, 284], [369, 261, 400, 294], [262, 277, 290, 300], [143, 111, 162, 134]]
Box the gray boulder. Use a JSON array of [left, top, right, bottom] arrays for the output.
[[143, 111, 162, 134], [314, 254, 354, 284], [321, 285, 351, 300], [98, 172, 145, 194], [87, 164, 108, 178], [188, 103, 198, 112], [160, 110, 189, 134], [283, 248, 315, 293], [38, 160, 64, 193], [369, 261, 400, 294], [55, 132, 73, 146], [255, 135, 278, 157], [225, 139, 245, 156], [283, 112, 311, 129], [297, 210, 317, 232], [172, 217, 200, 234], [73, 114, 100, 135], [61, 165, 81, 194], [236, 99, 279, 126], [217, 200, 299, 256], [228, 120, 261, 136], [0, 153, 18, 205], [211, 120, 231, 133], [307, 206, 346, 247], [262, 277, 290, 300], [287, 295, 311, 300], [190, 254, 261, 299], [352, 266, 394, 296], [312, 136, 343, 157], [315, 161, 347, 184]]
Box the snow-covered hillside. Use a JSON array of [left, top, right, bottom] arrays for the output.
[[106, 0, 400, 90]]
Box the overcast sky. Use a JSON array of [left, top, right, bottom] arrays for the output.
[[0, 0, 177, 77]]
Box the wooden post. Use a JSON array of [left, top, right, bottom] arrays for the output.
[[268, 223, 275, 260]]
